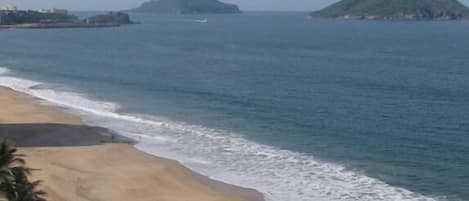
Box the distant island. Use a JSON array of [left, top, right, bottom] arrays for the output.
[[0, 7, 134, 29], [311, 0, 469, 20], [128, 0, 241, 14]]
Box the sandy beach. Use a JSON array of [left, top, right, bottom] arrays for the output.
[[0, 87, 264, 201]]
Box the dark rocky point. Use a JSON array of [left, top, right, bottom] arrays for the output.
[[84, 12, 134, 25]]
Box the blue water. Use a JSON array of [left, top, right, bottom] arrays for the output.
[[1, 12, 469, 201]]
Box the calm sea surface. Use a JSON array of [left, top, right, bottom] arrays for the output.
[[0, 12, 468, 201]]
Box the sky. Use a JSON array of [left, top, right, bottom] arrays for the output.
[[1, 0, 469, 11]]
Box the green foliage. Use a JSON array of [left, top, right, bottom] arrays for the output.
[[2, 167, 46, 201], [311, 0, 469, 20], [0, 139, 25, 183], [129, 0, 242, 14], [0, 139, 46, 201]]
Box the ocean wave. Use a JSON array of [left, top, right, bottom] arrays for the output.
[[0, 75, 119, 114], [0, 69, 443, 201], [0, 67, 11, 75]]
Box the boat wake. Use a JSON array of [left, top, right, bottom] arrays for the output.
[[194, 18, 208, 23], [167, 18, 208, 23]]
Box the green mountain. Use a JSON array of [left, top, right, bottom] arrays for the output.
[[311, 0, 469, 20], [128, 0, 241, 14]]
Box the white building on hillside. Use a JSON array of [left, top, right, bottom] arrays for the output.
[[1, 5, 17, 11], [38, 8, 68, 15]]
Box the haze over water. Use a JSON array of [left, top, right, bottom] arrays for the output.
[[0, 12, 469, 201]]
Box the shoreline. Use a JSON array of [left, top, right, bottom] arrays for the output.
[[0, 23, 131, 29], [0, 86, 265, 201]]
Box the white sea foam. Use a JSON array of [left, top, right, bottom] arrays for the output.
[[0, 70, 444, 201], [0, 76, 118, 114], [0, 67, 11, 75]]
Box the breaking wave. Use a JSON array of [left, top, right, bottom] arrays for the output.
[[0, 67, 444, 201]]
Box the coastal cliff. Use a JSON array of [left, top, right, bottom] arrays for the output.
[[128, 0, 242, 14], [311, 0, 469, 20]]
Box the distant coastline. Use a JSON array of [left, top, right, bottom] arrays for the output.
[[0, 8, 135, 29], [0, 22, 125, 29]]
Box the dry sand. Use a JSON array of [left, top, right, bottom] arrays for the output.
[[0, 87, 263, 201], [0, 88, 81, 125]]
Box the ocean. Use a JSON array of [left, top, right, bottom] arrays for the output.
[[0, 12, 468, 201]]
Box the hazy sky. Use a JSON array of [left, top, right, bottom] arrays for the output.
[[1, 0, 469, 11]]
